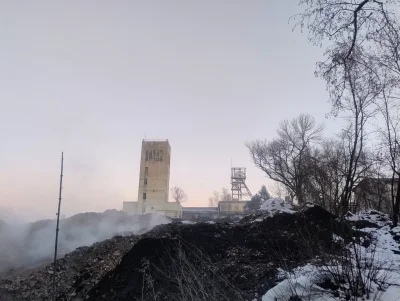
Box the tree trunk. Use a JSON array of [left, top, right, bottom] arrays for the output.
[[377, 178, 382, 212], [296, 185, 304, 206], [393, 179, 400, 227]]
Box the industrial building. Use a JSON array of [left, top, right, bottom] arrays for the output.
[[351, 177, 399, 214], [182, 167, 253, 220], [182, 207, 218, 220], [217, 200, 250, 218], [181, 201, 250, 221], [123, 140, 183, 218], [123, 140, 254, 220], [182, 201, 250, 221]]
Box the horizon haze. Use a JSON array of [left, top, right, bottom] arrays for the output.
[[0, 1, 341, 222]]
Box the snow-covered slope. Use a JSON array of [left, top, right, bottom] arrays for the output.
[[262, 210, 400, 301]]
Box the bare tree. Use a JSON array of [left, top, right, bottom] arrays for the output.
[[294, 0, 399, 215], [208, 191, 220, 207], [246, 114, 323, 205], [208, 197, 214, 207], [208, 188, 231, 207], [307, 136, 374, 214], [295, 1, 399, 104], [304, 141, 341, 213], [373, 21, 400, 225], [220, 188, 232, 202], [171, 186, 188, 204], [337, 84, 376, 216], [270, 181, 289, 200], [377, 89, 400, 225], [315, 43, 379, 215]]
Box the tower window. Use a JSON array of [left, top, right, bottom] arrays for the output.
[[143, 193, 147, 200], [144, 178, 147, 185], [145, 150, 149, 161], [145, 167, 148, 175]]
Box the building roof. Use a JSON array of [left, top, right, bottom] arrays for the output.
[[356, 177, 399, 185], [218, 201, 250, 204], [366, 177, 398, 181], [182, 207, 217, 212], [142, 139, 169, 142]]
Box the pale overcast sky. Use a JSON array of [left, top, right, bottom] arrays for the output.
[[0, 1, 341, 221]]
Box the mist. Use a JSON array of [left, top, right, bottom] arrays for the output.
[[0, 209, 171, 274]]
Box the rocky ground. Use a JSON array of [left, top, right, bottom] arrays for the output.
[[1, 206, 399, 301], [0, 235, 137, 301]]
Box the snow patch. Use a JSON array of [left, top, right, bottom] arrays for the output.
[[391, 226, 400, 234], [259, 198, 295, 215], [262, 264, 335, 301], [332, 234, 344, 243], [379, 285, 400, 301], [346, 210, 391, 227], [181, 220, 196, 224]]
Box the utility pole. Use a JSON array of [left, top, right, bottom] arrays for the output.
[[52, 152, 64, 301]]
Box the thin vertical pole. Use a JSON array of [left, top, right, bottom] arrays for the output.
[[230, 159, 233, 200], [53, 152, 64, 301]]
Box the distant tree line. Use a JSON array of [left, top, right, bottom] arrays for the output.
[[247, 112, 399, 223], [245, 185, 271, 212], [208, 188, 232, 207]]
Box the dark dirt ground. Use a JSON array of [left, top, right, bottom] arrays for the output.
[[87, 206, 358, 301], [0, 206, 363, 301]]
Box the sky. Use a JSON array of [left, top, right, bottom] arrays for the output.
[[0, 1, 342, 222]]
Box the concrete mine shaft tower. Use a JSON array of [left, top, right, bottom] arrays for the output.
[[137, 140, 171, 213], [123, 139, 182, 218]]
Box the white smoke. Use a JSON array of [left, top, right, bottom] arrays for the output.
[[0, 210, 171, 274]]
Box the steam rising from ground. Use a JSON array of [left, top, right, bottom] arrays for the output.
[[0, 210, 171, 274]]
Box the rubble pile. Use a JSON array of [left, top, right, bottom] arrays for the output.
[[0, 235, 137, 301], [0, 206, 376, 301], [86, 206, 358, 301]]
